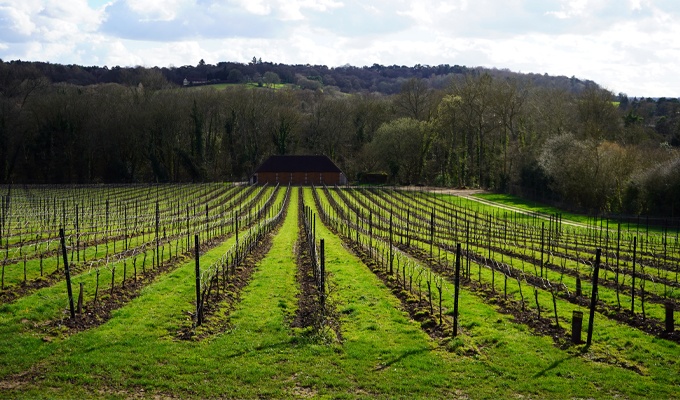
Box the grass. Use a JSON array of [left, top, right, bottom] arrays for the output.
[[471, 193, 673, 235], [469, 193, 594, 224], [0, 186, 679, 398], [308, 186, 680, 399]]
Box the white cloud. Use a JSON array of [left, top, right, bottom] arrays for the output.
[[1, 0, 680, 96], [397, 0, 470, 26], [546, 0, 590, 19], [125, 0, 189, 21], [230, 0, 272, 15], [105, 40, 144, 66], [278, 0, 344, 20], [0, 5, 37, 36], [229, 0, 343, 20]]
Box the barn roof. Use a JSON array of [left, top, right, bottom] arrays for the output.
[[255, 155, 342, 173]]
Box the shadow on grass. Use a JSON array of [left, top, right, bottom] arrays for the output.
[[532, 354, 578, 378], [374, 347, 431, 371]]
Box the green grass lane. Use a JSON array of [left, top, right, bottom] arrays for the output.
[[302, 188, 464, 398], [473, 193, 593, 224], [471, 193, 673, 236]]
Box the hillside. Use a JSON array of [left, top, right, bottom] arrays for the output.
[[2, 58, 597, 96]]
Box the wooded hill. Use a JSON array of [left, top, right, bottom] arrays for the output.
[[1, 58, 596, 95], [0, 59, 679, 217]]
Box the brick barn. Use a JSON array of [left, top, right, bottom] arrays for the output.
[[251, 155, 347, 185]]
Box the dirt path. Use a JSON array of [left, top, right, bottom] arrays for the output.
[[399, 186, 590, 229]]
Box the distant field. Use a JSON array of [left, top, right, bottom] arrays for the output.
[[472, 192, 673, 235], [473, 193, 594, 224], [0, 184, 678, 399], [185, 82, 291, 91]]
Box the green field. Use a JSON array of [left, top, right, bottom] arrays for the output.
[[0, 184, 678, 399], [186, 82, 291, 91]]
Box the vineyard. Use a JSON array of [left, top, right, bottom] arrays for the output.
[[0, 184, 678, 399]]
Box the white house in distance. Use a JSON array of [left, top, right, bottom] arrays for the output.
[[183, 76, 209, 86]]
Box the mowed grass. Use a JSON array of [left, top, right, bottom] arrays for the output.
[[0, 188, 678, 399], [310, 187, 680, 398], [436, 192, 594, 225], [475, 193, 589, 221], [471, 192, 670, 233]]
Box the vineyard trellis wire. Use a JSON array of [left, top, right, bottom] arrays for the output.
[[193, 184, 291, 327]]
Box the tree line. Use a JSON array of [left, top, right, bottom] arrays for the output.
[[2, 58, 596, 95], [0, 59, 679, 217]]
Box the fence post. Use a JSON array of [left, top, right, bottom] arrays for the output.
[[60, 228, 76, 319], [320, 239, 326, 315], [194, 235, 202, 327], [540, 222, 545, 278], [631, 236, 637, 313], [572, 310, 583, 344], [453, 243, 461, 337], [665, 302, 674, 333], [77, 282, 84, 314], [430, 210, 434, 258], [155, 201, 160, 269], [587, 248, 601, 346], [389, 214, 393, 275]]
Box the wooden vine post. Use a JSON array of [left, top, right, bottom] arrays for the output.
[[194, 235, 202, 327], [540, 222, 545, 278], [369, 211, 373, 255], [430, 210, 434, 259], [615, 223, 621, 308], [587, 248, 601, 346], [155, 201, 160, 269], [453, 243, 461, 337], [406, 209, 410, 247], [631, 236, 637, 313], [320, 239, 326, 317], [60, 228, 76, 319], [665, 303, 674, 333], [75, 203, 79, 262], [389, 213, 393, 275]]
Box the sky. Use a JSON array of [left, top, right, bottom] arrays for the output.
[[0, 0, 679, 97]]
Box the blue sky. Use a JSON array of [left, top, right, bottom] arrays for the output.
[[1, 0, 679, 96]]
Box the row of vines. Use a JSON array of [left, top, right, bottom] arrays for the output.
[[1, 183, 677, 344], [309, 185, 679, 344], [0, 183, 283, 331]]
